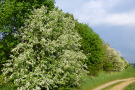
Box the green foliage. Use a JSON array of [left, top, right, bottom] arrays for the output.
[[75, 22, 104, 75], [0, 74, 4, 86], [0, 74, 17, 90], [0, 0, 55, 33], [103, 61, 114, 71], [0, 0, 55, 73], [0, 33, 19, 74], [2, 6, 88, 89]]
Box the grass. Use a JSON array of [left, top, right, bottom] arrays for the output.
[[73, 66, 135, 90], [101, 81, 123, 90], [124, 82, 135, 90]]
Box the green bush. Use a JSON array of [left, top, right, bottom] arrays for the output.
[[75, 22, 104, 75], [0, 34, 19, 74], [103, 61, 114, 71], [2, 6, 88, 89]]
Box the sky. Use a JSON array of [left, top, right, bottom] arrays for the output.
[[55, 0, 135, 63]]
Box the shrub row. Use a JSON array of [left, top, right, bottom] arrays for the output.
[[1, 2, 129, 89]]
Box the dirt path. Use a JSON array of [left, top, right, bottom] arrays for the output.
[[110, 79, 135, 90], [93, 78, 135, 90]]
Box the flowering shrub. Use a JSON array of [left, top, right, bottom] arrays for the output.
[[105, 44, 129, 71], [2, 6, 88, 90]]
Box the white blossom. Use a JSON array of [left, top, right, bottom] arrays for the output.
[[105, 44, 129, 71], [2, 6, 88, 89]]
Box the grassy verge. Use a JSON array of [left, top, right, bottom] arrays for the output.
[[73, 66, 135, 90], [101, 81, 123, 90], [124, 82, 135, 90]]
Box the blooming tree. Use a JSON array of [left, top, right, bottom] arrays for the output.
[[2, 6, 88, 90], [105, 44, 128, 71]]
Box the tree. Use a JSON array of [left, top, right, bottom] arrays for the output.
[[103, 44, 129, 71], [102, 43, 114, 71], [75, 22, 104, 75], [2, 6, 88, 89], [0, 0, 55, 33], [0, 0, 55, 73]]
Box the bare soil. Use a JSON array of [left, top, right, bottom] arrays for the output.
[[110, 79, 135, 90], [93, 78, 135, 90]]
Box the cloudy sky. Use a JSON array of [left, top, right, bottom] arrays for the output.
[[55, 0, 135, 63]]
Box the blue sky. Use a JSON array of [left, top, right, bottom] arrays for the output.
[[55, 0, 135, 63]]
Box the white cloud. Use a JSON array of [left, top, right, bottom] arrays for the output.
[[55, 0, 135, 26], [105, 11, 135, 26], [55, 0, 135, 63]]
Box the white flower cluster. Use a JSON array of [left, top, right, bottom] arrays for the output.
[[105, 44, 129, 71], [3, 6, 88, 90]]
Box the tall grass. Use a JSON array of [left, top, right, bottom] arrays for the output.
[[124, 82, 135, 90], [73, 66, 135, 90]]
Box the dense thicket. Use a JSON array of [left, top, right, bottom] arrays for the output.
[[0, 0, 55, 73], [75, 22, 104, 75], [2, 6, 88, 89]]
